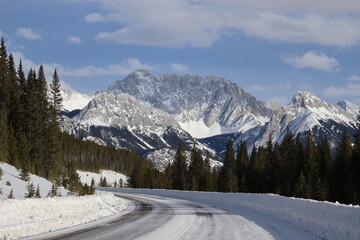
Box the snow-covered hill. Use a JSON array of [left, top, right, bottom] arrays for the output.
[[77, 169, 129, 187], [0, 162, 68, 200]]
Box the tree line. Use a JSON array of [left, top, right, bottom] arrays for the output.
[[168, 126, 360, 205]]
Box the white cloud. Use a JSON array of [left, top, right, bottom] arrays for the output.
[[347, 75, 360, 82], [84, 13, 105, 23], [170, 63, 189, 73], [16, 28, 42, 40], [83, 0, 360, 48], [68, 36, 82, 44], [10, 51, 153, 79], [324, 83, 360, 98], [283, 51, 339, 73]]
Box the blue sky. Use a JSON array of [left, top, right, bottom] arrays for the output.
[[1, 0, 360, 105]]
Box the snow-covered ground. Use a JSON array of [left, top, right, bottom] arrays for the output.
[[106, 188, 360, 240], [77, 169, 128, 187], [0, 162, 68, 200], [0, 192, 127, 239]]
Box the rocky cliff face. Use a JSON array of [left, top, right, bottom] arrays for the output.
[[106, 69, 274, 138]]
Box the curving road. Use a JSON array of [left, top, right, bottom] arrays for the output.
[[29, 192, 320, 240]]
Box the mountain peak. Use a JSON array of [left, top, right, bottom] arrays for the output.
[[291, 91, 323, 108]]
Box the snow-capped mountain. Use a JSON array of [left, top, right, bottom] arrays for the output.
[[64, 70, 360, 166], [68, 92, 193, 153], [106, 69, 274, 138], [235, 91, 357, 151], [61, 89, 93, 112], [67, 92, 221, 165]]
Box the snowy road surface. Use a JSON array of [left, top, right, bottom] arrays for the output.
[[31, 191, 320, 240]]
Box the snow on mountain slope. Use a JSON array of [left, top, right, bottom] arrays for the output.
[[77, 169, 129, 187], [337, 100, 360, 119], [0, 162, 68, 200], [237, 91, 357, 149], [68, 92, 195, 153], [61, 89, 93, 111], [144, 148, 223, 172], [106, 69, 274, 138]]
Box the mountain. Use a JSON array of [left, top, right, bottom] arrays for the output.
[[64, 70, 360, 168], [66, 92, 221, 165], [106, 69, 274, 138], [61, 89, 93, 112], [234, 91, 357, 151], [337, 100, 360, 119], [68, 92, 192, 153]]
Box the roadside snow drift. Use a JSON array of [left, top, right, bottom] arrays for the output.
[[106, 188, 360, 240], [0, 192, 127, 239]]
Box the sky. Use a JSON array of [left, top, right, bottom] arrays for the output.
[[1, 0, 360, 106]]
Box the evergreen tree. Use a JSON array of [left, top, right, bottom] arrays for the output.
[[330, 132, 353, 203], [217, 140, 237, 192], [47, 183, 58, 197], [25, 182, 36, 198], [172, 145, 187, 190], [352, 113, 360, 204], [303, 131, 324, 200], [188, 146, 204, 190], [236, 140, 248, 192], [8, 188, 14, 199], [35, 185, 41, 198]]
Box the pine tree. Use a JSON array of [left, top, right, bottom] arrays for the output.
[[330, 131, 353, 203], [236, 140, 248, 192], [217, 140, 237, 192], [303, 130, 323, 200], [352, 113, 360, 204], [25, 182, 36, 198], [47, 183, 58, 197], [35, 184, 41, 198], [172, 145, 187, 190], [188, 146, 204, 191], [8, 188, 14, 199]]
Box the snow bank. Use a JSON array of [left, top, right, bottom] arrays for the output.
[[0, 192, 127, 239], [106, 188, 360, 240]]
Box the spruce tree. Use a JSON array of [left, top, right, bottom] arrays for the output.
[[331, 131, 353, 203], [352, 113, 360, 204], [217, 140, 237, 192], [25, 182, 36, 198], [172, 145, 187, 190], [35, 185, 41, 198], [8, 188, 14, 199], [236, 140, 248, 192]]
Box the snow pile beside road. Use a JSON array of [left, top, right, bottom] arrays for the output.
[[107, 188, 360, 240], [0, 192, 127, 239]]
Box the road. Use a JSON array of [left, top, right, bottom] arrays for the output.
[[28, 192, 320, 240]]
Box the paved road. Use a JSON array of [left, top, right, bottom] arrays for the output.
[[28, 192, 319, 240]]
